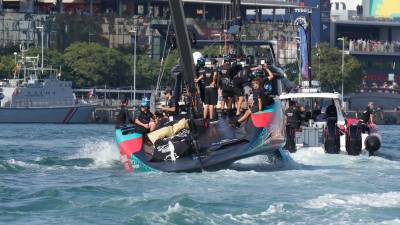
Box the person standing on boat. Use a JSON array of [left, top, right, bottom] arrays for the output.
[[201, 61, 218, 127], [134, 98, 158, 134], [326, 100, 337, 119], [232, 60, 250, 117], [219, 55, 235, 116], [115, 98, 131, 128], [284, 100, 304, 152], [261, 63, 275, 106], [361, 102, 375, 125], [160, 87, 177, 118], [194, 57, 206, 103]]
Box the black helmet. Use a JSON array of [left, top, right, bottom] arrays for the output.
[[250, 69, 265, 79], [246, 55, 255, 66], [197, 57, 206, 67]]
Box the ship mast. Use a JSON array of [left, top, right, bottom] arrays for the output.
[[167, 0, 197, 98]]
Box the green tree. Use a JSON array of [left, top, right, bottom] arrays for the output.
[[312, 43, 363, 93], [193, 45, 222, 57], [124, 54, 163, 89], [63, 42, 129, 87], [0, 55, 15, 79], [27, 48, 63, 68], [283, 61, 300, 83]]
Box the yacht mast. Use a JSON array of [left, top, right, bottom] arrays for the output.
[[167, 0, 197, 96]]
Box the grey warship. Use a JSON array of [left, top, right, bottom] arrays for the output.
[[0, 48, 95, 123]]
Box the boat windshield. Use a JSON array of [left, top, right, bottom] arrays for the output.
[[283, 97, 344, 124]]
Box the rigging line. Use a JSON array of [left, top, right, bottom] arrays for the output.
[[156, 16, 172, 95], [157, 46, 172, 92]]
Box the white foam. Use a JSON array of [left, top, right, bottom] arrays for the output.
[[290, 146, 400, 169], [378, 219, 400, 225], [235, 155, 271, 165], [302, 192, 400, 209], [167, 202, 182, 214], [7, 158, 39, 169], [222, 203, 285, 224], [69, 139, 120, 168], [5, 158, 67, 170]]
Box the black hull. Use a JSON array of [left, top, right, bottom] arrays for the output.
[[121, 110, 284, 172]]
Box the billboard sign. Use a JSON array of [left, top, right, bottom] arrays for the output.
[[370, 0, 400, 18]]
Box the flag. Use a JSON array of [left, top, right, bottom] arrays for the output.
[[298, 25, 309, 81]]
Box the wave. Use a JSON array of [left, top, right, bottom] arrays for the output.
[[222, 203, 285, 224], [302, 192, 400, 209], [1, 139, 120, 172], [67, 139, 120, 169], [0, 159, 28, 173], [287, 146, 400, 170]]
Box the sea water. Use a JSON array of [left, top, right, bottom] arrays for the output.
[[0, 124, 399, 225]]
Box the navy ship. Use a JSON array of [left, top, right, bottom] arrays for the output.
[[0, 48, 95, 123]]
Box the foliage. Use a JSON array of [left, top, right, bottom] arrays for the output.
[[0, 44, 19, 55], [0, 55, 16, 79], [0, 41, 230, 89], [27, 48, 63, 68], [283, 61, 300, 83], [283, 43, 363, 93], [63, 42, 129, 87], [124, 54, 162, 89], [312, 43, 363, 93], [193, 45, 223, 58]]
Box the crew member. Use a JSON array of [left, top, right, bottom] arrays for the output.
[[194, 57, 206, 102], [232, 61, 249, 116], [219, 55, 235, 115], [284, 100, 304, 152], [134, 97, 158, 134], [316, 107, 327, 122], [160, 87, 177, 117], [230, 77, 265, 128], [116, 98, 131, 128], [361, 101, 375, 124], [261, 63, 275, 106], [326, 100, 337, 119], [201, 61, 218, 127]]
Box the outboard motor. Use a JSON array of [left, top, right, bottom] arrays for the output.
[[345, 123, 363, 156], [324, 117, 340, 154], [365, 125, 381, 156]]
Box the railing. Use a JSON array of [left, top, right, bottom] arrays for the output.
[[348, 39, 400, 54], [359, 87, 400, 94], [74, 88, 155, 107]]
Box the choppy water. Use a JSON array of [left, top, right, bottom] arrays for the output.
[[0, 124, 399, 225]]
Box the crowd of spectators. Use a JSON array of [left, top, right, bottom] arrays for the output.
[[360, 79, 400, 94], [349, 39, 400, 53]]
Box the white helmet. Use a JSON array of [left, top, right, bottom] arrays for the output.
[[192, 51, 203, 65]]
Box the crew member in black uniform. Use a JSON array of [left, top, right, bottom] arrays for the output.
[[230, 75, 273, 128], [200, 61, 218, 127], [115, 98, 132, 128], [134, 98, 158, 134], [326, 100, 338, 119], [284, 100, 304, 152], [194, 57, 206, 102], [219, 55, 235, 115], [160, 87, 177, 117], [361, 101, 375, 125], [232, 59, 250, 116]]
